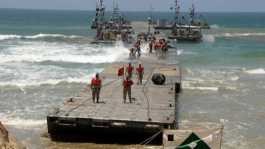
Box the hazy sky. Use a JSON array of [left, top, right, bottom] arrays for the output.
[[0, 0, 264, 12]]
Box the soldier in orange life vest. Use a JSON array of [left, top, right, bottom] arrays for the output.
[[91, 73, 102, 103], [123, 76, 134, 103], [136, 64, 144, 85], [161, 39, 168, 57], [126, 63, 134, 78]]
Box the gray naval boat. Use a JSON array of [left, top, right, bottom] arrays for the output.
[[153, 0, 209, 42], [90, 0, 133, 44], [168, 25, 203, 42]]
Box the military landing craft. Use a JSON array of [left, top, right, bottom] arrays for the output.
[[90, 0, 133, 44], [153, 0, 210, 42]]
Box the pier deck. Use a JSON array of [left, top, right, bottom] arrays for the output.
[[47, 56, 181, 140]]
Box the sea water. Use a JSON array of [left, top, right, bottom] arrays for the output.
[[0, 9, 265, 149]]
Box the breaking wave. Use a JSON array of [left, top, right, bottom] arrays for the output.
[[182, 67, 241, 92], [203, 34, 215, 43], [1, 117, 46, 129], [215, 32, 265, 38], [182, 85, 219, 91], [182, 79, 239, 92], [0, 33, 83, 41], [0, 61, 103, 87], [0, 76, 95, 87], [210, 24, 220, 29], [0, 39, 128, 88], [0, 34, 21, 40], [0, 41, 129, 64], [0, 53, 127, 64], [177, 49, 184, 56], [245, 68, 265, 74]]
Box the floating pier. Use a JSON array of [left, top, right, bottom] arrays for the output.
[[47, 56, 181, 142]]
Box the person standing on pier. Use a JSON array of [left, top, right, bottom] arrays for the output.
[[149, 37, 156, 54], [91, 73, 102, 103], [134, 40, 141, 58], [136, 64, 144, 85], [123, 76, 134, 103], [126, 63, 134, 78], [149, 40, 153, 54], [161, 39, 168, 57]]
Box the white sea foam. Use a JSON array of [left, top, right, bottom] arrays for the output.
[[0, 41, 129, 64], [25, 33, 81, 39], [0, 34, 22, 40], [176, 50, 198, 56], [210, 24, 220, 29], [0, 38, 129, 87], [0, 57, 104, 87], [182, 81, 219, 91], [203, 34, 215, 43], [230, 76, 240, 81], [245, 68, 265, 74], [182, 67, 241, 92], [215, 32, 265, 38], [0, 113, 46, 129], [0, 33, 82, 41], [1, 118, 46, 129], [141, 43, 150, 54], [183, 81, 238, 91], [0, 72, 98, 87], [176, 49, 184, 56], [183, 86, 219, 91]]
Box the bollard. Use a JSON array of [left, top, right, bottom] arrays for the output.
[[175, 82, 181, 94]]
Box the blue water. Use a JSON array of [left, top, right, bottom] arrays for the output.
[[0, 9, 94, 35], [0, 8, 265, 149], [1, 9, 265, 35]]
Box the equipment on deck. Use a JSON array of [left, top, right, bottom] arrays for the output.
[[152, 73, 166, 85]]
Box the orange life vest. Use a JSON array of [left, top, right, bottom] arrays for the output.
[[155, 42, 162, 49], [127, 65, 134, 74], [136, 66, 144, 74], [91, 78, 101, 87], [123, 79, 133, 89]]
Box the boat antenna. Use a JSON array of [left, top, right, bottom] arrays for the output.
[[149, 4, 154, 24], [112, 0, 120, 23], [95, 0, 105, 39], [96, 0, 105, 23], [95, 0, 100, 23], [190, 0, 195, 24], [174, 0, 181, 25]]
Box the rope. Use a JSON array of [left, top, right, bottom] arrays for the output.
[[142, 66, 156, 121], [176, 139, 202, 149], [64, 79, 118, 115], [141, 63, 176, 121], [139, 130, 162, 145]]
